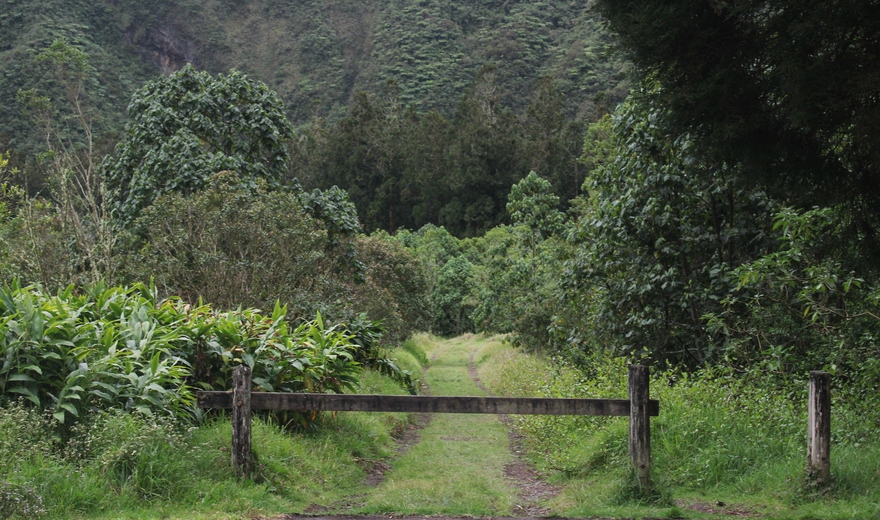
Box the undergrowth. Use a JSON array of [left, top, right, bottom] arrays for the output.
[[0, 339, 428, 519]]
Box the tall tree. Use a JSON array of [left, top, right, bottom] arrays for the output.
[[566, 99, 775, 366], [106, 65, 294, 222], [522, 77, 585, 203], [596, 0, 880, 245]]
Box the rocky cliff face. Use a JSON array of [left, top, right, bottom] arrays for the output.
[[126, 23, 199, 73]]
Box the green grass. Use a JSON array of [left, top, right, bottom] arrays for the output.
[[5, 334, 877, 519], [0, 339, 429, 520], [357, 335, 520, 515], [476, 340, 880, 519]]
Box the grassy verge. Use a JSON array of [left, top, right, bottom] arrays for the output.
[[0, 341, 429, 520], [476, 340, 880, 519]]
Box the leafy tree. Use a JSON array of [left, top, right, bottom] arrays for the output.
[[522, 77, 586, 203], [107, 65, 294, 222], [565, 99, 775, 366], [394, 224, 461, 294], [469, 173, 568, 351], [706, 206, 880, 380], [13, 40, 119, 286], [596, 0, 880, 247], [442, 66, 525, 236], [351, 233, 430, 343], [471, 224, 567, 352], [507, 171, 564, 258], [430, 255, 475, 336]]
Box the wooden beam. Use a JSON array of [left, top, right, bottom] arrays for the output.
[[808, 370, 831, 483], [231, 365, 253, 477], [198, 392, 660, 417], [629, 365, 651, 489]]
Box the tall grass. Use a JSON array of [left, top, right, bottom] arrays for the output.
[[0, 338, 429, 519], [477, 343, 880, 518]]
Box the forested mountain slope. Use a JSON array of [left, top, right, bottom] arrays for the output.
[[1, 0, 627, 155]]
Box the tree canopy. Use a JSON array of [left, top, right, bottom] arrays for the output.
[[106, 65, 294, 221], [596, 0, 880, 237]]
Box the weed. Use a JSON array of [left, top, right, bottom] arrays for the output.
[[0, 480, 46, 519]]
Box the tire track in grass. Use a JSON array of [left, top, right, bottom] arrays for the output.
[[468, 349, 560, 516], [356, 335, 520, 516]]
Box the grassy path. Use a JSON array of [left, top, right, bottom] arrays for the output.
[[356, 335, 529, 516]]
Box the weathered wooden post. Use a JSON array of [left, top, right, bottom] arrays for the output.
[[232, 365, 253, 477], [807, 370, 831, 483], [629, 365, 651, 488]]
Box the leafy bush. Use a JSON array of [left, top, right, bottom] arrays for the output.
[[0, 281, 417, 430], [0, 281, 193, 424], [122, 171, 338, 315], [350, 233, 430, 344]]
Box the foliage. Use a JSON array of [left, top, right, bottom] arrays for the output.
[[295, 73, 588, 237], [106, 65, 294, 222], [478, 342, 880, 516], [394, 224, 461, 295], [506, 171, 564, 252], [0, 0, 156, 159], [344, 314, 419, 395], [706, 206, 880, 383], [350, 234, 430, 345], [0, 281, 416, 431], [21, 40, 121, 286], [0, 281, 194, 425], [471, 226, 566, 351], [466, 173, 570, 351], [122, 171, 335, 316], [429, 256, 475, 336], [595, 0, 880, 248], [564, 98, 775, 366], [0, 389, 415, 518]]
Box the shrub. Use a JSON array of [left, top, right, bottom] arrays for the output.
[[123, 171, 342, 317], [351, 233, 430, 344], [0, 281, 416, 430]]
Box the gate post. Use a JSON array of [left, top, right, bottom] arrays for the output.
[[807, 371, 831, 483], [629, 365, 651, 488], [232, 365, 253, 477]]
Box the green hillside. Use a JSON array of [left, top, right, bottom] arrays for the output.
[[1, 0, 627, 155]]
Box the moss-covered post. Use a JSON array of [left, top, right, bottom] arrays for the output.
[[232, 365, 253, 477], [629, 365, 651, 488]]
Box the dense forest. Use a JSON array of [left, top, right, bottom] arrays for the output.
[[1, 1, 879, 517], [0, 0, 626, 154]]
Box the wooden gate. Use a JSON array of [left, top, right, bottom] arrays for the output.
[[197, 365, 659, 487]]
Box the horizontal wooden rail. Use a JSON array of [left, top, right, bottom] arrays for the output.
[[201, 365, 661, 479], [197, 391, 660, 416]]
